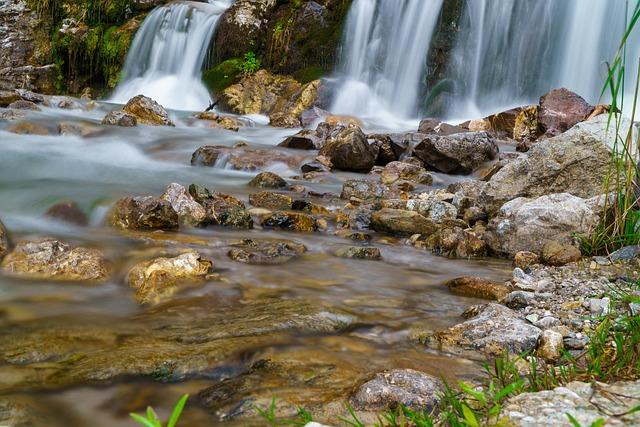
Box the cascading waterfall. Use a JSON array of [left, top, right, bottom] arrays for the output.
[[330, 0, 444, 124], [443, 0, 640, 118], [111, 0, 233, 111]]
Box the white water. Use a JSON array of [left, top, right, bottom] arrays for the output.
[[111, 0, 233, 111], [330, 0, 444, 125]]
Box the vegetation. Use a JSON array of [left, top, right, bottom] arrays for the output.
[[239, 51, 262, 75], [130, 394, 189, 427]]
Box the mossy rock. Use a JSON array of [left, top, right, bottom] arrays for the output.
[[294, 66, 325, 84], [202, 58, 243, 94]]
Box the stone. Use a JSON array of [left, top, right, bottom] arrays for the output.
[[513, 105, 540, 141], [318, 126, 377, 172], [0, 90, 20, 107], [480, 117, 614, 214], [194, 112, 243, 131], [108, 196, 179, 231], [0, 219, 9, 260], [380, 161, 432, 185], [122, 95, 174, 126], [279, 132, 319, 150], [418, 118, 467, 135], [1, 239, 109, 282], [270, 80, 321, 128], [419, 226, 487, 258], [351, 369, 442, 412], [371, 209, 437, 236], [444, 277, 511, 301], [503, 291, 537, 309], [608, 245, 640, 261], [335, 246, 382, 261], [248, 171, 287, 189], [127, 252, 212, 304], [228, 239, 306, 265], [485, 193, 600, 257], [589, 297, 610, 316], [192, 191, 254, 229], [430, 303, 542, 357], [101, 110, 137, 127], [407, 198, 458, 224], [7, 100, 40, 110], [541, 241, 582, 266], [539, 88, 594, 137], [191, 146, 301, 171], [15, 89, 44, 104], [514, 251, 540, 269], [538, 330, 564, 362], [159, 183, 207, 227], [44, 201, 88, 226], [413, 132, 498, 174], [6, 121, 49, 135], [261, 211, 317, 232], [340, 180, 386, 200], [249, 191, 293, 210]]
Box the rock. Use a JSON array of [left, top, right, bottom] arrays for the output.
[[6, 121, 49, 135], [194, 112, 243, 131], [503, 381, 640, 426], [15, 89, 44, 104], [609, 245, 640, 261], [228, 239, 306, 265], [371, 209, 437, 236], [430, 303, 542, 357], [503, 291, 537, 309], [340, 180, 386, 200], [588, 297, 610, 316], [380, 161, 432, 185], [127, 252, 212, 304], [318, 126, 377, 172], [539, 88, 594, 137], [485, 193, 599, 257], [0, 219, 9, 260], [513, 105, 540, 141], [279, 132, 318, 150], [122, 95, 174, 126], [270, 80, 321, 128], [418, 118, 467, 135], [514, 251, 540, 269], [413, 132, 498, 174], [101, 110, 137, 127], [480, 116, 613, 214], [0, 90, 20, 107], [190, 190, 254, 229], [537, 330, 564, 362], [0, 239, 109, 282], [541, 241, 582, 266], [57, 122, 99, 136], [44, 201, 88, 226], [351, 369, 442, 412], [261, 211, 317, 232], [108, 196, 179, 231], [159, 183, 207, 227], [418, 226, 487, 258], [248, 171, 287, 189], [407, 198, 458, 224], [444, 277, 510, 301], [335, 246, 382, 261], [191, 145, 301, 171], [249, 191, 293, 210], [7, 100, 40, 110], [57, 98, 81, 109]]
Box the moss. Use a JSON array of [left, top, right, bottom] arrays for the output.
[[202, 59, 243, 94], [294, 66, 324, 83], [101, 24, 136, 88]]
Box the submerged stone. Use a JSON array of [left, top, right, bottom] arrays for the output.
[[228, 239, 306, 265], [108, 196, 179, 231]]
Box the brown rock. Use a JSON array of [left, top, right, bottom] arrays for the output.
[[261, 211, 317, 232], [6, 121, 49, 135], [159, 183, 207, 227], [319, 126, 377, 172], [542, 241, 582, 266], [335, 246, 382, 260], [513, 105, 540, 141], [537, 330, 564, 362], [7, 100, 40, 110], [44, 201, 89, 226], [0, 219, 9, 260], [108, 196, 179, 231], [539, 88, 594, 137], [371, 209, 437, 236], [380, 161, 432, 185], [190, 189, 254, 229], [445, 276, 510, 300], [514, 251, 540, 269], [413, 132, 498, 174], [102, 111, 137, 127], [122, 95, 174, 126], [195, 111, 243, 131], [249, 191, 293, 210], [228, 239, 306, 265], [0, 90, 20, 107], [248, 171, 287, 189]]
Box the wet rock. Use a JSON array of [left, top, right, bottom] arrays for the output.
[[108, 196, 179, 231], [351, 369, 442, 412], [291, 200, 329, 215], [371, 209, 437, 236], [380, 161, 432, 185], [127, 252, 212, 304], [279, 132, 318, 150], [513, 105, 540, 141], [537, 330, 564, 362], [335, 246, 382, 261], [15, 89, 44, 104], [159, 183, 207, 227], [539, 88, 594, 137], [429, 303, 542, 357], [0, 90, 20, 107], [480, 116, 614, 214], [7, 100, 40, 111], [249, 191, 293, 210], [44, 201, 88, 226], [101, 110, 137, 127], [301, 160, 330, 173], [6, 121, 49, 135], [189, 189, 253, 229], [228, 239, 306, 265], [0, 219, 9, 260], [541, 241, 582, 266], [503, 381, 640, 426], [270, 80, 321, 128], [194, 111, 242, 131], [407, 197, 457, 224], [368, 134, 407, 164], [248, 171, 287, 189], [418, 226, 487, 258], [444, 277, 510, 301], [57, 98, 81, 110], [514, 251, 540, 269], [503, 291, 537, 309], [261, 211, 317, 232], [57, 122, 99, 136], [318, 126, 377, 172], [485, 193, 599, 257], [341, 180, 386, 200], [191, 145, 301, 171], [122, 95, 174, 126], [0, 239, 109, 282], [418, 118, 467, 135], [413, 132, 498, 174]]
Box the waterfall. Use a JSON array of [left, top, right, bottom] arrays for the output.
[[330, 0, 444, 124], [443, 0, 640, 118], [111, 0, 233, 111]]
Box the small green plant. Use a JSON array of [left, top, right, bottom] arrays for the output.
[[239, 51, 261, 75], [130, 394, 188, 427], [566, 414, 605, 427]]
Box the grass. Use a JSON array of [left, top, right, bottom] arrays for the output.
[[130, 394, 188, 427]]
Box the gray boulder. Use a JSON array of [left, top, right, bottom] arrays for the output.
[[413, 132, 498, 174]]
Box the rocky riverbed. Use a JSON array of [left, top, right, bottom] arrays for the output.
[[1, 84, 639, 427]]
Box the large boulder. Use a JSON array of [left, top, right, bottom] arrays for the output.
[[269, 79, 321, 127], [127, 252, 212, 304], [479, 116, 615, 214], [220, 69, 300, 115], [0, 219, 10, 260], [318, 126, 377, 172], [108, 196, 179, 231], [413, 132, 498, 174], [428, 303, 542, 358], [371, 209, 437, 236], [485, 193, 600, 257], [539, 88, 594, 137], [122, 95, 174, 126], [0, 239, 109, 282]]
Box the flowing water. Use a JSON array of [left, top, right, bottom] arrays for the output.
[[110, 0, 234, 111]]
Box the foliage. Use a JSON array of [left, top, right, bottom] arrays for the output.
[[202, 58, 243, 93], [130, 394, 189, 427], [239, 51, 262, 75]]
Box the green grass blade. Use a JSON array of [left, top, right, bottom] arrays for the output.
[[129, 413, 158, 427], [167, 394, 189, 427]]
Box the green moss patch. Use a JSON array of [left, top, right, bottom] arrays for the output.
[[202, 59, 243, 94]]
